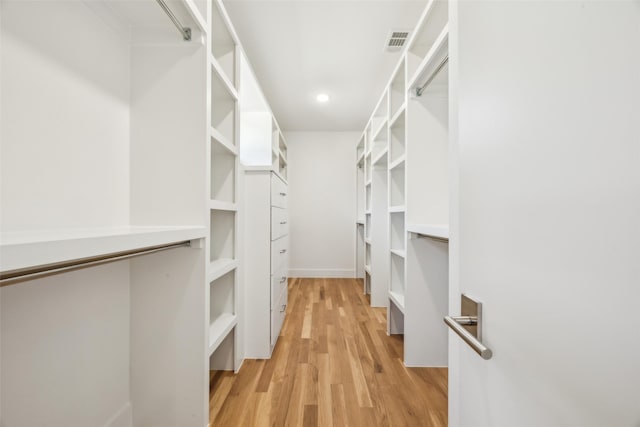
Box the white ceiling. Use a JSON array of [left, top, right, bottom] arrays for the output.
[[223, 0, 427, 131]]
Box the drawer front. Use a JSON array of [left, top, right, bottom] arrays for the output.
[[271, 286, 287, 348], [271, 207, 288, 241], [271, 173, 288, 208], [271, 236, 288, 273], [271, 269, 288, 307]]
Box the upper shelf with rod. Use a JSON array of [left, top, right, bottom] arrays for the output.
[[87, 0, 208, 44], [0, 226, 207, 283]]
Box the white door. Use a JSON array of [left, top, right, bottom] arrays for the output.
[[449, 1, 640, 426]]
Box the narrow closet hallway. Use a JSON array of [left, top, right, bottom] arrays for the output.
[[210, 278, 447, 426]]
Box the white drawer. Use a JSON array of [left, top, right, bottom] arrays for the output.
[[271, 286, 287, 348], [271, 271, 288, 309], [271, 207, 288, 241], [271, 173, 288, 208], [271, 236, 288, 273]]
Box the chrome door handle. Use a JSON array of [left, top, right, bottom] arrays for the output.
[[280, 304, 286, 312], [280, 221, 287, 225], [279, 192, 287, 196], [280, 277, 287, 283], [444, 295, 493, 360], [280, 249, 287, 254]]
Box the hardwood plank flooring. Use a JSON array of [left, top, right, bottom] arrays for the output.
[[210, 278, 448, 426]]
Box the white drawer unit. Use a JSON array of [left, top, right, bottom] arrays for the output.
[[271, 207, 288, 241], [270, 285, 288, 348], [244, 169, 290, 358], [271, 235, 289, 273], [271, 173, 288, 208]]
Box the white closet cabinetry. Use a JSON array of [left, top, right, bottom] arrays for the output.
[[244, 171, 289, 357], [1, 1, 209, 426], [353, 0, 449, 368]]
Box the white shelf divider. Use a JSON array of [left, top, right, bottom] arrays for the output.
[[389, 205, 406, 213], [208, 313, 238, 356], [388, 290, 406, 314], [211, 127, 238, 154], [209, 200, 238, 211], [209, 54, 239, 100], [389, 156, 406, 171], [390, 249, 406, 258], [389, 102, 407, 128], [207, 258, 238, 282]]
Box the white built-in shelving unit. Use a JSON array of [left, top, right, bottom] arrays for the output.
[[354, 0, 450, 367], [404, 0, 449, 367], [1, 0, 211, 424], [208, 0, 243, 375], [238, 50, 290, 359], [369, 93, 391, 308], [356, 136, 366, 283]]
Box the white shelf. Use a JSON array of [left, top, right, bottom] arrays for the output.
[[407, 223, 449, 240], [388, 291, 405, 314], [371, 119, 388, 142], [211, 127, 238, 155], [0, 226, 206, 273], [408, 24, 449, 90], [365, 180, 372, 187], [208, 258, 238, 282], [390, 249, 406, 258], [364, 264, 372, 274], [389, 156, 406, 171], [356, 151, 365, 165], [365, 239, 372, 245], [279, 151, 288, 165], [209, 54, 238, 100], [372, 148, 388, 166], [389, 102, 407, 128], [208, 313, 237, 356], [389, 205, 406, 213], [365, 210, 372, 215], [356, 219, 365, 225], [209, 200, 238, 211]]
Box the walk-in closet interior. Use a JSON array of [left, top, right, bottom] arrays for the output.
[[2, 0, 639, 426]]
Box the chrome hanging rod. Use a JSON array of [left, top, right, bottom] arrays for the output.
[[0, 241, 191, 286], [415, 56, 449, 97], [155, 0, 192, 41]]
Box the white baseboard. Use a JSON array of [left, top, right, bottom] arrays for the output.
[[288, 269, 355, 278], [103, 402, 132, 427]]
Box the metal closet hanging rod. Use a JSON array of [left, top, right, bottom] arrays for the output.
[[415, 56, 449, 97], [155, 0, 192, 41], [0, 241, 191, 286]]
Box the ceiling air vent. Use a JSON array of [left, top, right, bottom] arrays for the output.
[[385, 30, 410, 52]]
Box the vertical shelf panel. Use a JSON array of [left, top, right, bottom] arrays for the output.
[[209, 210, 235, 262], [211, 2, 236, 88], [390, 165, 406, 207], [211, 141, 236, 203], [211, 70, 237, 145], [390, 110, 406, 164], [390, 212, 405, 252]]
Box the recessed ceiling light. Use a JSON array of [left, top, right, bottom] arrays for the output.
[[316, 93, 330, 103]]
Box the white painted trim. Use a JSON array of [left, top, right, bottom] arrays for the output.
[[288, 269, 355, 278]]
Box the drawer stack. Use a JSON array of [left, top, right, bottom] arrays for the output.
[[270, 172, 289, 347], [244, 169, 290, 358]]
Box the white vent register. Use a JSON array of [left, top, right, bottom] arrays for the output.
[[385, 30, 410, 51]]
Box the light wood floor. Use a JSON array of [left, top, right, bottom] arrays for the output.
[[210, 278, 448, 426]]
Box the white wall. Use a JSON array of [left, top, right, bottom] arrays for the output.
[[285, 131, 359, 278]]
